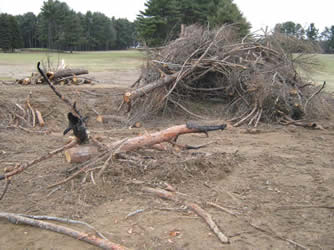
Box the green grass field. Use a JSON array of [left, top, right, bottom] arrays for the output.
[[306, 54, 334, 92], [0, 50, 145, 77], [0, 50, 333, 92]]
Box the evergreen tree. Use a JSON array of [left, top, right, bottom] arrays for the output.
[[0, 14, 22, 51], [207, 0, 250, 36], [136, 0, 250, 46], [63, 10, 82, 51], [17, 12, 38, 48], [136, 0, 180, 46], [0, 14, 11, 50], [306, 23, 319, 41], [274, 21, 305, 39], [113, 18, 136, 49], [321, 26, 334, 53]]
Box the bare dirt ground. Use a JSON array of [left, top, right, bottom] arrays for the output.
[[1, 70, 334, 250]]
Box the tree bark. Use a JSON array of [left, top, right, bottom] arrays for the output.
[[123, 72, 178, 104], [51, 69, 89, 79], [111, 123, 226, 153]]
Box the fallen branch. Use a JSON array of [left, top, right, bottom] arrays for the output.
[[304, 81, 326, 113], [0, 212, 129, 250], [142, 186, 229, 244], [18, 214, 108, 240], [0, 140, 77, 181], [123, 72, 178, 111], [0, 179, 11, 201], [37, 62, 82, 117], [111, 123, 226, 153]]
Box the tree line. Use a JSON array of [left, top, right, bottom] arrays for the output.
[[275, 21, 334, 53], [0, 0, 136, 52], [0, 0, 333, 53]]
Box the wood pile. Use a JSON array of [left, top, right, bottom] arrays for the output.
[[16, 68, 93, 86], [124, 25, 332, 127]]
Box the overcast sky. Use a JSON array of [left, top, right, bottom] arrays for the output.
[[0, 0, 333, 32]]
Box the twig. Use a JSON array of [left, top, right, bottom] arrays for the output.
[[207, 201, 238, 217], [0, 179, 11, 201], [125, 209, 146, 219], [142, 186, 229, 244], [304, 81, 326, 113], [0, 140, 78, 181], [168, 99, 206, 119], [275, 205, 334, 210], [90, 171, 96, 185], [97, 138, 128, 178], [46, 186, 61, 197], [248, 222, 308, 250], [48, 150, 109, 188], [37, 62, 82, 118], [0, 212, 129, 250], [17, 125, 48, 134], [233, 104, 258, 127], [26, 95, 36, 127]]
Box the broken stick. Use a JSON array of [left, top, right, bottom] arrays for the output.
[[142, 186, 229, 244]]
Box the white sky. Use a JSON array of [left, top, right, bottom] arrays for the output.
[[0, 0, 333, 32]]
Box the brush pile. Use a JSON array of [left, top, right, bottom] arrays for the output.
[[124, 25, 331, 127]]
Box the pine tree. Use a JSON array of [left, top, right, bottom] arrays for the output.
[[306, 23, 319, 41], [136, 0, 250, 46]]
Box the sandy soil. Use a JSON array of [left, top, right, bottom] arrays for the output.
[[0, 72, 334, 250]]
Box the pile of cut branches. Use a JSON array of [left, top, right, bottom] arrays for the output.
[[124, 25, 332, 127]]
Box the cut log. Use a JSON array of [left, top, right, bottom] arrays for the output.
[[64, 145, 98, 163], [53, 69, 89, 79], [111, 123, 226, 153], [35, 109, 45, 127], [124, 72, 178, 104]]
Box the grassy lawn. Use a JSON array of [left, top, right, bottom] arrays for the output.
[[302, 54, 334, 92], [0, 50, 145, 80], [1, 49, 333, 93]]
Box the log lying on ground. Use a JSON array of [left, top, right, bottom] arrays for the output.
[[110, 122, 226, 153], [64, 145, 99, 163], [123, 72, 178, 107], [96, 115, 128, 124], [62, 123, 226, 164], [49, 122, 226, 187], [52, 69, 89, 79], [16, 68, 91, 86]]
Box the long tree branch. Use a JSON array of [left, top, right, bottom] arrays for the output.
[[0, 212, 129, 250]]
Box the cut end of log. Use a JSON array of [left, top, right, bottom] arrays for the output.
[[96, 115, 104, 123], [47, 72, 55, 80], [64, 145, 98, 163], [132, 122, 142, 128], [124, 92, 132, 103]]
